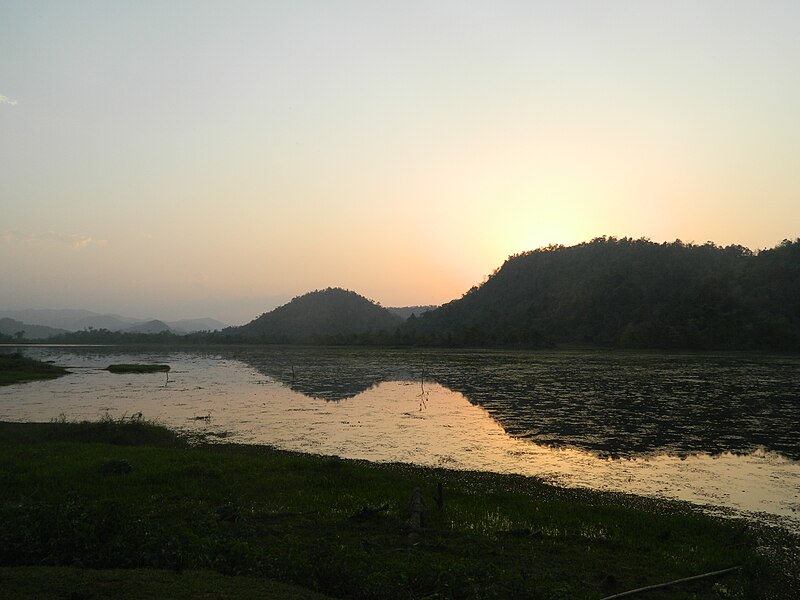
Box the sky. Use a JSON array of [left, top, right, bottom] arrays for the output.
[[2, 1, 799, 325]]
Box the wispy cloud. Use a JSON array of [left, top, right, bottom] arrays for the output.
[[0, 95, 18, 106], [1, 230, 107, 249], [66, 233, 106, 248]]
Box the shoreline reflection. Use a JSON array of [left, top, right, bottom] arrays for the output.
[[215, 379, 800, 529], [1, 346, 798, 532], [237, 347, 800, 460]]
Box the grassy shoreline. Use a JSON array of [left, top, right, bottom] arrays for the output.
[[0, 419, 795, 599]]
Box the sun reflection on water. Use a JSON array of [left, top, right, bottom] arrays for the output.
[[1, 347, 798, 532]]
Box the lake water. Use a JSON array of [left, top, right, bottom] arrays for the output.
[[2, 345, 798, 532]]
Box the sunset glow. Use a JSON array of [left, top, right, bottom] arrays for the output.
[[2, 1, 799, 323]]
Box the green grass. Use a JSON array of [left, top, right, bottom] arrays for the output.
[[0, 419, 793, 599], [106, 363, 171, 373], [0, 352, 69, 385]]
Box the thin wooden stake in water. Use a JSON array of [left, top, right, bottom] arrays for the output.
[[417, 361, 429, 411], [599, 566, 741, 599]]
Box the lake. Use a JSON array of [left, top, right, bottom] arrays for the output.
[[2, 345, 798, 532]]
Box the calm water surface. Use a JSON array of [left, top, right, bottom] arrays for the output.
[[2, 345, 798, 532]]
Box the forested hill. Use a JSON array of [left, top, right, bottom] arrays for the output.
[[230, 288, 403, 343], [399, 237, 800, 350]]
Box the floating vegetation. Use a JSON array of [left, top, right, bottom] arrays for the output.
[[106, 364, 170, 374]]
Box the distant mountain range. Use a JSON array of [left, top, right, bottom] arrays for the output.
[[0, 309, 227, 339], [123, 320, 173, 334], [0, 317, 68, 340]]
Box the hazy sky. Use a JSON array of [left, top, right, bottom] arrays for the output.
[[2, 1, 799, 324]]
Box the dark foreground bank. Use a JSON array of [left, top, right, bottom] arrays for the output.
[[0, 419, 796, 599]]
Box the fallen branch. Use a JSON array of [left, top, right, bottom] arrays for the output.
[[599, 566, 741, 599]]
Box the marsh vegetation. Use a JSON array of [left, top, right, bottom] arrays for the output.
[[0, 352, 68, 385]]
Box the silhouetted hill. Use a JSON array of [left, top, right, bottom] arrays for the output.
[[233, 288, 403, 343], [124, 320, 173, 334], [400, 237, 800, 350], [0, 317, 67, 340], [75, 314, 142, 331]]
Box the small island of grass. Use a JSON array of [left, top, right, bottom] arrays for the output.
[[106, 364, 171, 374], [0, 352, 69, 385]]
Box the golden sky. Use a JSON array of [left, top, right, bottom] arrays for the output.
[[2, 1, 799, 323]]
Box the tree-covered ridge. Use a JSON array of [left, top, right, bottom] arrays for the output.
[[19, 238, 800, 350], [400, 237, 800, 350], [232, 287, 403, 343]]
